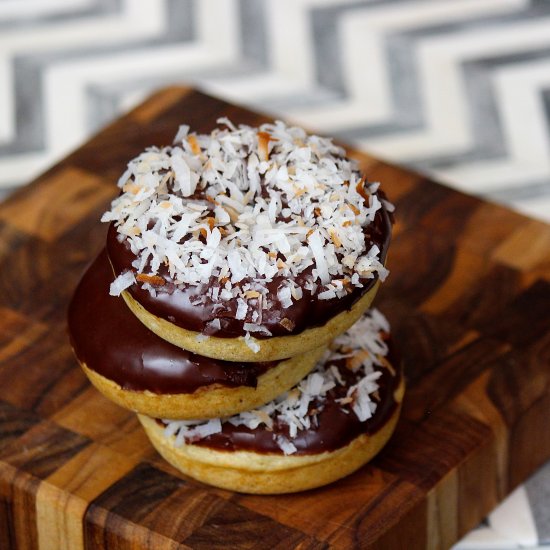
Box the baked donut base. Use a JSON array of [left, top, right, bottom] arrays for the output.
[[138, 376, 404, 494], [122, 278, 380, 362], [79, 346, 325, 420]]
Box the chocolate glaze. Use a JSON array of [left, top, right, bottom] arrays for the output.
[[162, 342, 401, 455], [68, 251, 277, 394], [106, 196, 392, 339]]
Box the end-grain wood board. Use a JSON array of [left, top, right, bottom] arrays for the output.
[[1, 87, 549, 550]]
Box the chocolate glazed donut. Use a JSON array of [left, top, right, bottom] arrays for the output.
[[68, 251, 277, 394], [102, 121, 394, 361], [106, 202, 392, 339], [68, 251, 326, 419], [138, 314, 404, 494], [164, 347, 401, 456]]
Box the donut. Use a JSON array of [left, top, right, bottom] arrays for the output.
[[68, 251, 325, 419], [103, 119, 393, 361], [138, 309, 404, 494]]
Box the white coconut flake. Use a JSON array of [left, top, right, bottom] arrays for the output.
[[307, 230, 329, 284], [350, 374, 382, 421], [214, 206, 230, 225], [303, 372, 324, 396], [243, 323, 272, 336], [173, 124, 190, 144], [171, 150, 194, 197], [277, 285, 293, 309], [163, 309, 394, 454], [186, 418, 222, 441], [235, 298, 248, 320], [207, 318, 221, 331], [168, 418, 222, 446], [318, 289, 336, 300], [109, 271, 136, 296], [220, 288, 232, 301], [243, 332, 260, 353], [276, 436, 298, 455], [291, 285, 303, 300]]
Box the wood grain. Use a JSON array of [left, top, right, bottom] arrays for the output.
[[36, 443, 137, 550], [0, 87, 549, 549]]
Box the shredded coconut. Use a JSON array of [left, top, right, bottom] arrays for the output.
[[243, 332, 260, 353], [276, 285, 293, 309], [166, 418, 221, 445], [109, 271, 135, 296], [164, 309, 392, 454], [103, 120, 391, 304], [235, 298, 248, 320]]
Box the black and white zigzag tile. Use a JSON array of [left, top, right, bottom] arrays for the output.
[[275, 0, 550, 223], [454, 461, 550, 549], [1, 1, 549, 545], [2, 0, 550, 223]]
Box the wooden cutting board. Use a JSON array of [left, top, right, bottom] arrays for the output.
[[1, 87, 549, 550]]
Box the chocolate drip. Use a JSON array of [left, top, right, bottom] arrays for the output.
[[162, 345, 401, 455], [106, 198, 392, 339], [68, 251, 277, 394]]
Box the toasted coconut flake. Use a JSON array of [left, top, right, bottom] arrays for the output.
[[336, 396, 354, 405], [290, 285, 303, 300], [257, 131, 271, 161], [136, 273, 165, 286], [279, 317, 296, 332], [123, 182, 141, 195], [328, 228, 342, 248], [345, 349, 371, 371], [255, 410, 273, 430], [355, 177, 369, 202], [187, 134, 201, 155], [348, 203, 360, 216]]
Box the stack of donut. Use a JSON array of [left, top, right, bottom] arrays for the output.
[[68, 119, 404, 494]]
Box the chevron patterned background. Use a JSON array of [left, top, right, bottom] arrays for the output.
[[1, 0, 549, 547], [2, 0, 550, 223]]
